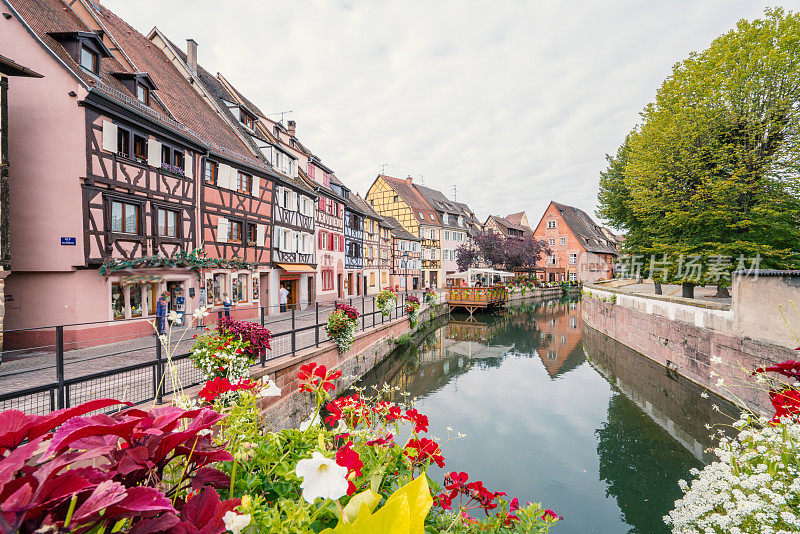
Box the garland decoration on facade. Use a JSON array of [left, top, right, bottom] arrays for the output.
[[98, 248, 259, 279]]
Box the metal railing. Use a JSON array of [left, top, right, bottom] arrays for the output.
[[0, 290, 433, 415]]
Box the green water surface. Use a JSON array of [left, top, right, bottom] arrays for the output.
[[355, 297, 737, 534]]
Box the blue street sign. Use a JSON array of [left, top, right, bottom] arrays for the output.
[[60, 237, 76, 246]]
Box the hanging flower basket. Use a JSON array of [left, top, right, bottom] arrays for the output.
[[405, 295, 421, 328], [325, 303, 360, 353], [376, 288, 397, 316], [424, 288, 437, 307]]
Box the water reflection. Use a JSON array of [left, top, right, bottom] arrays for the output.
[[355, 298, 736, 534]]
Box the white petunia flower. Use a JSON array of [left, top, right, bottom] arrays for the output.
[[295, 451, 348, 503], [222, 511, 251, 534], [258, 375, 282, 398], [298, 414, 319, 431], [192, 306, 210, 319], [167, 310, 180, 323]]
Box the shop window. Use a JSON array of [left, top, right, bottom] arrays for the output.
[[252, 276, 260, 301], [233, 273, 248, 303], [213, 273, 226, 304], [111, 283, 125, 320], [144, 282, 158, 315], [129, 283, 143, 318]]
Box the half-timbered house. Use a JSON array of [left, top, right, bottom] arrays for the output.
[[349, 193, 384, 295], [148, 35, 317, 312], [382, 217, 421, 290], [343, 195, 365, 297], [0, 0, 276, 342], [365, 174, 442, 288]]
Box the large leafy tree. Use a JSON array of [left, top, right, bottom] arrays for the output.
[[456, 232, 550, 271], [598, 8, 800, 297]]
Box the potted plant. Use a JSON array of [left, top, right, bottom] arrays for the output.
[[405, 295, 421, 327], [325, 302, 360, 353], [376, 287, 397, 317]]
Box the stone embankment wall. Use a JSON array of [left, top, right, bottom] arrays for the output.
[[203, 302, 448, 431], [582, 283, 797, 414]]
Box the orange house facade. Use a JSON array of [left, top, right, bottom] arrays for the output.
[[532, 202, 618, 282]]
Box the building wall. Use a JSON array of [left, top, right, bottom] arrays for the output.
[[532, 203, 584, 281], [441, 226, 465, 275], [732, 273, 800, 350]]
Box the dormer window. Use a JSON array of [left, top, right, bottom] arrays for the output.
[[80, 45, 98, 73], [136, 83, 149, 106], [240, 109, 255, 129]]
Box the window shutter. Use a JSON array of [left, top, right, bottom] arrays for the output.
[[256, 224, 265, 247], [217, 217, 229, 243], [217, 164, 229, 189], [290, 191, 298, 211], [338, 204, 343, 218], [251, 176, 260, 198], [184, 152, 193, 178], [320, 197, 326, 211], [276, 186, 284, 208], [102, 121, 117, 152], [318, 231, 324, 249], [147, 140, 161, 167], [275, 227, 281, 249]]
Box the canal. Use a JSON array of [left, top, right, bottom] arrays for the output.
[[355, 296, 737, 534]]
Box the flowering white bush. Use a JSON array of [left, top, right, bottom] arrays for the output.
[[189, 332, 253, 381], [376, 288, 397, 316], [665, 413, 800, 533]]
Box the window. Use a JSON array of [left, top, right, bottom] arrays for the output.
[[80, 46, 98, 73], [560, 237, 566, 246], [370, 272, 375, 286], [173, 150, 184, 172], [111, 283, 124, 320], [240, 110, 254, 129], [111, 201, 139, 234], [236, 172, 252, 194], [569, 272, 577, 281], [394, 195, 399, 203], [444, 230, 449, 240], [232, 273, 248, 303], [429, 214, 435, 221], [569, 253, 577, 264], [162, 145, 171, 166], [117, 127, 130, 158], [549, 238, 555, 246], [133, 134, 147, 161], [213, 273, 226, 304], [229, 220, 242, 243], [129, 282, 143, 318], [136, 83, 149, 106], [204, 160, 218, 184], [157, 208, 178, 238], [547, 220, 556, 229], [548, 255, 556, 265], [246, 224, 257, 246], [322, 270, 334, 290]]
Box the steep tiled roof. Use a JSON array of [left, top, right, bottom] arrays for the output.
[[378, 175, 439, 226], [0, 53, 43, 77], [349, 193, 383, 221], [486, 215, 526, 233], [551, 202, 618, 255], [382, 216, 418, 241], [414, 184, 460, 216]]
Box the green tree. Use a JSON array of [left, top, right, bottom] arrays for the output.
[[599, 8, 800, 297]]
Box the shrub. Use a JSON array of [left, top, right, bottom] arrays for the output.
[[190, 331, 253, 381], [375, 288, 397, 316], [218, 317, 272, 360], [325, 304, 359, 353]]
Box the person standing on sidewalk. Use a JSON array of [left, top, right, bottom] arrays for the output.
[[222, 293, 232, 317], [279, 284, 289, 313]]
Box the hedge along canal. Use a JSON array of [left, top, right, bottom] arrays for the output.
[[351, 296, 738, 534]]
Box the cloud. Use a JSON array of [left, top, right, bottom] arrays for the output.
[[104, 0, 775, 225]]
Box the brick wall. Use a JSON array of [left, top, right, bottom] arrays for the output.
[[582, 295, 795, 415], [171, 302, 449, 431]]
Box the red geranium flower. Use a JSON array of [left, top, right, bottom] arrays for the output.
[[542, 509, 562, 521], [771, 387, 800, 423], [404, 438, 445, 468], [404, 408, 429, 433], [298, 363, 342, 393], [199, 377, 233, 402], [754, 359, 800, 380]]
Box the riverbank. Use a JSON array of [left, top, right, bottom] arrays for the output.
[[581, 278, 798, 415]]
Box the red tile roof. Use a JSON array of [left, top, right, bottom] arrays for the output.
[[378, 174, 440, 226]]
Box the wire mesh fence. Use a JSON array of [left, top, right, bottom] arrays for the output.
[[0, 290, 433, 415]]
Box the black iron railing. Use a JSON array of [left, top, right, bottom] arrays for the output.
[[0, 291, 433, 415]]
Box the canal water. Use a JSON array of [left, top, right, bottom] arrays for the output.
[[355, 297, 738, 534]]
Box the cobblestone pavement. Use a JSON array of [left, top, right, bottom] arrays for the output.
[[0, 292, 428, 414]]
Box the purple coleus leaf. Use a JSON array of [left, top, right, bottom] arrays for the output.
[[129, 513, 180, 534], [43, 417, 141, 460], [190, 467, 230, 491], [105, 486, 175, 516], [70, 480, 127, 523]]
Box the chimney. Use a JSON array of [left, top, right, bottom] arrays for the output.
[[287, 120, 296, 136], [186, 39, 198, 72], [406, 175, 413, 185]]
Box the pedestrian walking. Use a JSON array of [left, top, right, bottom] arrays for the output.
[[279, 284, 289, 313], [222, 292, 232, 317]]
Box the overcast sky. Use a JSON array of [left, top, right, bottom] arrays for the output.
[[105, 0, 779, 227]]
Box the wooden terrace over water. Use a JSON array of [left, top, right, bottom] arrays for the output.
[[444, 286, 508, 316]]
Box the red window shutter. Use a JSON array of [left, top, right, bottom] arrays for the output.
[[308, 162, 315, 179], [329, 233, 334, 250], [320, 197, 326, 210], [319, 231, 324, 249], [338, 204, 343, 218]]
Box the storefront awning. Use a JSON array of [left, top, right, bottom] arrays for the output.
[[276, 263, 316, 274]]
